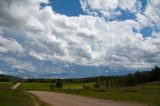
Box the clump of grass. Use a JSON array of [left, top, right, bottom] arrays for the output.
[[0, 82, 34, 106]]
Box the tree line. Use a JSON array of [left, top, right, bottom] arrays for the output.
[[93, 66, 160, 88], [24, 66, 160, 86], [1, 66, 160, 88]]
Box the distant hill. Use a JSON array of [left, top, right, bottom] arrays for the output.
[[24, 66, 160, 87], [1, 66, 160, 85], [0, 74, 23, 82]]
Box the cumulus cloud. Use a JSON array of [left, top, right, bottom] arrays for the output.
[[0, 70, 4, 74], [136, 0, 160, 28], [0, 35, 24, 54], [144, 0, 160, 26], [80, 0, 139, 17], [0, 0, 160, 78]]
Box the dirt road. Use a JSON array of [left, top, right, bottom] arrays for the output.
[[10, 82, 21, 90], [28, 91, 145, 106]]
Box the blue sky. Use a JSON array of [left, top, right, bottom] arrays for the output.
[[49, 0, 153, 38], [0, 0, 160, 78], [49, 0, 84, 16]]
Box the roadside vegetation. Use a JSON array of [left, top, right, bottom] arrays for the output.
[[0, 82, 34, 106], [60, 81, 160, 106], [19, 81, 160, 106]]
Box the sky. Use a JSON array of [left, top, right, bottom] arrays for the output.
[[0, 0, 160, 78]]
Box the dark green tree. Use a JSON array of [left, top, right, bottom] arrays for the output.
[[56, 79, 63, 89]]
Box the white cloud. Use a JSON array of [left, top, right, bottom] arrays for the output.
[[136, 13, 150, 28], [0, 70, 4, 74], [144, 0, 160, 26], [0, 35, 24, 54], [0, 0, 160, 77], [80, 0, 139, 17], [0, 47, 8, 53], [1, 57, 36, 72], [119, 0, 138, 11], [136, 0, 160, 29]]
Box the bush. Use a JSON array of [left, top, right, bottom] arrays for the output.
[[56, 79, 63, 89], [50, 84, 56, 89], [94, 79, 106, 88], [83, 85, 90, 90]]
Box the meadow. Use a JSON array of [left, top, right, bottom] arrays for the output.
[[0, 81, 160, 106], [0, 82, 34, 106], [61, 82, 160, 106], [19, 81, 160, 106], [20, 82, 94, 90]]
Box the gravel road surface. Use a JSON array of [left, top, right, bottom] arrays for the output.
[[28, 91, 146, 106]]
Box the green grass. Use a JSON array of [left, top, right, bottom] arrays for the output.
[[20, 82, 94, 90], [61, 81, 160, 106], [20, 83, 51, 91], [0, 82, 34, 106], [4, 81, 159, 106], [63, 82, 94, 89], [20, 81, 160, 106]]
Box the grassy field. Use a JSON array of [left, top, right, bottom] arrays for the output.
[[0, 82, 34, 106], [20, 81, 160, 106], [20, 83, 51, 91], [1, 81, 159, 106], [20, 82, 94, 90], [63, 82, 94, 89], [61, 81, 160, 106]]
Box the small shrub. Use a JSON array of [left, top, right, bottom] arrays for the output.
[[83, 85, 90, 90], [56, 79, 63, 89], [50, 84, 56, 89]]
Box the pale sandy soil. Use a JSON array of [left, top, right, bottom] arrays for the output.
[[10, 82, 21, 90], [28, 91, 146, 106]]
